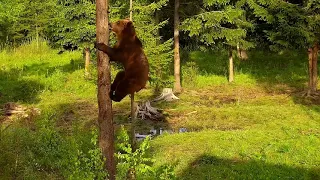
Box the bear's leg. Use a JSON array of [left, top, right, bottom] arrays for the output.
[[110, 71, 125, 98], [111, 71, 125, 91], [111, 78, 136, 102]]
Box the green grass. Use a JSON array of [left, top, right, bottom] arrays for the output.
[[150, 50, 320, 179], [0, 42, 320, 179]]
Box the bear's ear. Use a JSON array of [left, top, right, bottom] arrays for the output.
[[126, 21, 133, 27]]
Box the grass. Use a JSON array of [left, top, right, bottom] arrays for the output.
[[0, 41, 320, 179]]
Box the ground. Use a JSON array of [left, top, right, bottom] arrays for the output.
[[0, 41, 319, 179]]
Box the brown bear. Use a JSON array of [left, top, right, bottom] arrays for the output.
[[95, 19, 149, 102]]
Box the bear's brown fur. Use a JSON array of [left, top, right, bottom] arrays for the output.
[[95, 19, 149, 102]]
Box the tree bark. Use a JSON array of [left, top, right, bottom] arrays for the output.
[[130, 93, 136, 151], [129, 0, 137, 152], [308, 43, 319, 93], [174, 0, 182, 93], [96, 0, 116, 179], [85, 47, 90, 75], [155, 0, 161, 45], [229, 49, 234, 83], [312, 44, 318, 92], [237, 42, 248, 60]]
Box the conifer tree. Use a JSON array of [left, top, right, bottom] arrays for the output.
[[247, 0, 320, 94], [0, 0, 56, 45], [48, 0, 96, 51], [181, 0, 253, 82]]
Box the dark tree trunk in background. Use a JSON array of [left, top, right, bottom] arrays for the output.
[[229, 49, 234, 83], [308, 43, 319, 93], [174, 0, 182, 93], [96, 0, 116, 179], [85, 47, 90, 75]]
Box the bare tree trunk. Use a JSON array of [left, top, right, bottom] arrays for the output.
[[36, 25, 39, 49], [308, 47, 313, 92], [85, 47, 90, 75], [130, 93, 136, 151], [128, 0, 136, 152], [130, 0, 133, 21], [155, 0, 161, 45], [237, 42, 248, 60], [174, 0, 182, 93], [308, 43, 319, 93], [96, 0, 116, 179], [312, 44, 318, 92], [229, 49, 234, 83], [155, 10, 160, 45]]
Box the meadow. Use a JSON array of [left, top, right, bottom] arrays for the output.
[[0, 41, 319, 179]]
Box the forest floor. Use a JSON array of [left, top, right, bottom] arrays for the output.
[[0, 42, 319, 179]]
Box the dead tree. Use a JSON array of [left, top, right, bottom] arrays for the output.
[[95, 0, 116, 179]]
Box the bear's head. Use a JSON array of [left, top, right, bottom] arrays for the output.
[[109, 19, 136, 39]]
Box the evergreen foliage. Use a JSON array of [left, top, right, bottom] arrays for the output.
[[48, 0, 96, 50], [0, 0, 56, 45], [181, 0, 254, 50], [246, 0, 320, 50]]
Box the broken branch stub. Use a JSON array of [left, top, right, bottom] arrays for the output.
[[136, 101, 164, 121]]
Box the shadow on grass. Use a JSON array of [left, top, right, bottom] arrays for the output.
[[15, 57, 84, 77], [238, 51, 308, 90], [182, 50, 320, 112], [183, 50, 308, 89], [0, 72, 44, 104], [179, 154, 320, 180], [0, 58, 84, 104]]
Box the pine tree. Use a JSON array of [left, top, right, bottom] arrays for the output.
[[0, 0, 24, 45], [181, 0, 253, 82], [48, 0, 96, 51], [0, 0, 56, 45], [247, 0, 320, 94]]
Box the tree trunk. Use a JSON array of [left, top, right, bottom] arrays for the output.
[[85, 47, 90, 75], [174, 0, 182, 93], [36, 25, 39, 49], [229, 49, 234, 83], [129, 0, 137, 152], [308, 43, 319, 93], [130, 93, 136, 151], [155, 0, 161, 45], [130, 0, 133, 21], [95, 0, 116, 179], [237, 42, 248, 60]]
